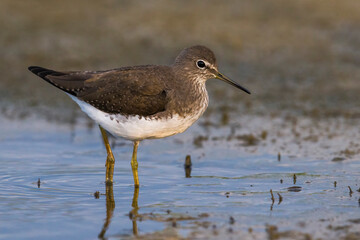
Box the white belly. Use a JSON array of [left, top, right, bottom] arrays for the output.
[[69, 95, 206, 141]]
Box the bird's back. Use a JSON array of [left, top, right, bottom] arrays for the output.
[[29, 65, 175, 117]]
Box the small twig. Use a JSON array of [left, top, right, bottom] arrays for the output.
[[229, 216, 235, 225], [270, 189, 275, 203], [184, 155, 192, 178], [184, 155, 192, 168], [94, 191, 100, 199], [277, 193, 283, 204], [348, 186, 353, 197]]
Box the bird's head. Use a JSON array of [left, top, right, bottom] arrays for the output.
[[173, 45, 251, 94]]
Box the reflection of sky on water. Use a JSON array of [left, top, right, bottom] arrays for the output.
[[0, 114, 359, 239]]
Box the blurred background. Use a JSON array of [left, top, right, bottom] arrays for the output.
[[1, 0, 359, 122]]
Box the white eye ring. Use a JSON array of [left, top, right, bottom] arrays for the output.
[[196, 60, 206, 69]]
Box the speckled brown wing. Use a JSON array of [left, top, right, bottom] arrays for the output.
[[28, 66, 170, 116]]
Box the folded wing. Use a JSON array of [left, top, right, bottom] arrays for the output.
[[28, 66, 169, 116]]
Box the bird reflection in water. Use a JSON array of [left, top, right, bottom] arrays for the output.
[[98, 185, 139, 239], [97, 153, 197, 238], [98, 184, 115, 239], [129, 187, 139, 235]]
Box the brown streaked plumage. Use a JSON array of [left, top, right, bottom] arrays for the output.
[[28, 66, 169, 116], [28, 45, 251, 187]]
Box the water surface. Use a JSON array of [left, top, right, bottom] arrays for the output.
[[1, 113, 359, 239]]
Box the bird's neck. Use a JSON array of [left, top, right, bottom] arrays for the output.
[[171, 74, 209, 118]]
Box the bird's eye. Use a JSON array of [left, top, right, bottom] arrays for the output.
[[196, 60, 206, 69]]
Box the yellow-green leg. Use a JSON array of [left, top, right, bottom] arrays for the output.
[[131, 141, 140, 188], [99, 125, 115, 185]]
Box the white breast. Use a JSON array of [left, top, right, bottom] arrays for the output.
[[69, 94, 208, 141]]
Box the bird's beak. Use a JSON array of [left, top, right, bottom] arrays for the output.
[[215, 71, 251, 94]]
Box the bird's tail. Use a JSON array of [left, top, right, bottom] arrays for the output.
[[28, 66, 90, 96]]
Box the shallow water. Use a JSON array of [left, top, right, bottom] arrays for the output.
[[1, 113, 359, 239]]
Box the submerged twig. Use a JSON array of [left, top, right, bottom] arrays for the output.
[[270, 189, 275, 202], [94, 191, 100, 199], [348, 186, 353, 197], [277, 193, 283, 204], [229, 216, 235, 225], [270, 189, 275, 211], [184, 155, 192, 178]]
